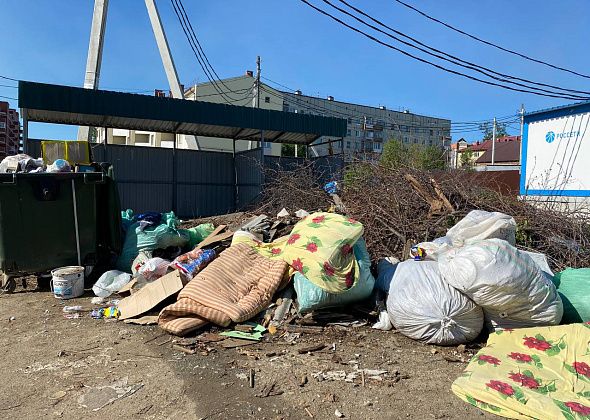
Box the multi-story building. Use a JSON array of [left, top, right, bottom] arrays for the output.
[[0, 102, 20, 159], [98, 72, 451, 159], [280, 91, 451, 159]]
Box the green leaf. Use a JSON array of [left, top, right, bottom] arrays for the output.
[[310, 236, 323, 247], [478, 360, 485, 365], [565, 364, 577, 375], [301, 266, 309, 275], [465, 395, 478, 407], [559, 341, 567, 350], [512, 386, 526, 402], [545, 346, 561, 357], [488, 405, 502, 413], [547, 382, 557, 393], [535, 333, 547, 341], [559, 409, 575, 420], [531, 355, 541, 363], [522, 369, 534, 378], [535, 362, 544, 369], [577, 391, 590, 398], [535, 386, 548, 395]]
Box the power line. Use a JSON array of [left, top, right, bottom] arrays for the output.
[[170, 0, 234, 103], [0, 84, 18, 89], [332, 0, 590, 97], [175, 0, 240, 95], [393, 0, 590, 80], [0, 95, 17, 101], [172, 0, 252, 103], [0, 75, 19, 82], [298, 0, 587, 101], [261, 77, 518, 130]]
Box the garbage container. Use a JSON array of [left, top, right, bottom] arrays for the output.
[[0, 172, 121, 293]]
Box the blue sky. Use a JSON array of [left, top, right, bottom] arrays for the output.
[[1, 0, 589, 142]]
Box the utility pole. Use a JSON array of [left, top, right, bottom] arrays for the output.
[[77, 0, 109, 142], [249, 56, 261, 150], [518, 104, 524, 171], [491, 117, 497, 166]]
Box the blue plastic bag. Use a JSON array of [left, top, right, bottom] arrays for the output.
[[294, 237, 374, 313]]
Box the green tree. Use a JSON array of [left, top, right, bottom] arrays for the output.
[[380, 139, 446, 170], [88, 127, 98, 143], [479, 122, 508, 141], [281, 143, 307, 157], [460, 150, 474, 168]]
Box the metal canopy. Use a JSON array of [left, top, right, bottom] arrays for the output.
[[19, 81, 346, 145]]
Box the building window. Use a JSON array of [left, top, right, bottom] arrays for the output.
[[346, 141, 351, 149], [264, 141, 271, 149], [264, 96, 270, 103], [429, 129, 433, 136], [0, 122, 5, 129], [346, 129, 351, 136], [355, 130, 361, 137]]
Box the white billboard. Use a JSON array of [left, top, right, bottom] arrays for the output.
[[522, 110, 590, 196]]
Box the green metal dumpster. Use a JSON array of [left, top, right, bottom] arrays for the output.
[[0, 172, 121, 293]]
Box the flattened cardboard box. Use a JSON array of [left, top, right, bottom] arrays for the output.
[[118, 270, 184, 320]]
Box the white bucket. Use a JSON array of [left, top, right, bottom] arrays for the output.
[[51, 266, 85, 299]]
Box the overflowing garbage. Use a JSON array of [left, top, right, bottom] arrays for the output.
[[6, 157, 590, 419]]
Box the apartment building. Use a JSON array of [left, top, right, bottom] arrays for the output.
[[280, 91, 451, 159], [0, 101, 20, 159], [98, 72, 451, 159]]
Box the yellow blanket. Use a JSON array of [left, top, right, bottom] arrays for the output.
[[452, 323, 590, 419], [232, 212, 363, 293]]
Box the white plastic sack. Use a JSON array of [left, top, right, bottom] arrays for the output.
[[446, 210, 516, 247], [386, 260, 484, 345], [92, 270, 132, 298], [437, 238, 563, 330], [417, 210, 517, 260]]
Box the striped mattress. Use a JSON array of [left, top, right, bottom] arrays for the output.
[[158, 243, 288, 336]]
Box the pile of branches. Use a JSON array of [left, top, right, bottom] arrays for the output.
[[343, 162, 590, 271], [253, 159, 333, 215], [252, 159, 590, 271]]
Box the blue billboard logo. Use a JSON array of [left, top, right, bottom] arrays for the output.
[[545, 131, 555, 143]]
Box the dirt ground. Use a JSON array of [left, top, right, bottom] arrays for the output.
[[0, 282, 495, 420]]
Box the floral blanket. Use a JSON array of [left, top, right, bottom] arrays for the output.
[[232, 212, 363, 294], [452, 323, 590, 419]]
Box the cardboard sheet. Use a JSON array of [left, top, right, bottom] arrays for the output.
[[118, 270, 184, 320]]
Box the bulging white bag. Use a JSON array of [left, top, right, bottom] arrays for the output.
[[446, 210, 516, 247], [437, 238, 563, 330], [386, 260, 484, 345], [417, 210, 516, 260]]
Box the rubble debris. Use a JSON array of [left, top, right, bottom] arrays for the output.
[[297, 343, 326, 354]]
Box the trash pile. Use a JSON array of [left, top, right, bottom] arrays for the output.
[[9, 158, 590, 418], [0, 153, 78, 173]]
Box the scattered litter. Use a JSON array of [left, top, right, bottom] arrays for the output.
[[90, 297, 106, 305], [372, 310, 393, 331], [90, 306, 119, 319], [295, 209, 310, 218], [92, 270, 132, 298], [78, 377, 143, 411], [220, 323, 266, 341], [277, 208, 290, 218], [334, 409, 344, 418]]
